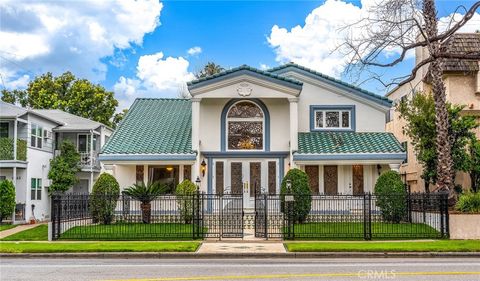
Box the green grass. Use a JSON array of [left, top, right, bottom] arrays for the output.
[[286, 222, 441, 240], [60, 223, 207, 240], [285, 240, 480, 252], [0, 241, 200, 253], [0, 224, 17, 232], [1, 225, 47, 241]]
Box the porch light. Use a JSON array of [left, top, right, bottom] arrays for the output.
[[200, 159, 207, 177], [166, 166, 173, 172], [377, 164, 382, 176], [195, 176, 201, 186]]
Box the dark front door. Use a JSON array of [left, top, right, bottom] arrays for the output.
[[324, 165, 338, 195], [305, 165, 319, 194], [352, 165, 364, 195]]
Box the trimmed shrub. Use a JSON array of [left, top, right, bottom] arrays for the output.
[[280, 168, 312, 223], [0, 180, 16, 223], [455, 191, 480, 213], [374, 170, 407, 223], [90, 173, 120, 224], [175, 180, 197, 224]]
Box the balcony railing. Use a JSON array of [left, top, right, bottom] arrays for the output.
[[79, 152, 99, 169], [0, 138, 27, 161]]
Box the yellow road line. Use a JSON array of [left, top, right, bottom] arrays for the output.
[[101, 271, 480, 281]]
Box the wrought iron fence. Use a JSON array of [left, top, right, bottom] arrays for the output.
[[255, 192, 449, 240], [51, 192, 243, 240]]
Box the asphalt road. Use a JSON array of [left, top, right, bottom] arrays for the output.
[[1, 257, 480, 281]]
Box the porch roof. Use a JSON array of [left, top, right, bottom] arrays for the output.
[[295, 132, 405, 161], [100, 98, 194, 158]]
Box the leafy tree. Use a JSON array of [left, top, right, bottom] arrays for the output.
[[374, 171, 407, 223], [175, 180, 197, 224], [468, 139, 480, 192], [398, 93, 478, 192], [280, 168, 312, 223], [48, 140, 80, 193], [0, 180, 16, 223], [123, 181, 167, 224], [112, 109, 128, 128], [195, 62, 224, 78], [90, 173, 120, 224], [1, 72, 120, 127]]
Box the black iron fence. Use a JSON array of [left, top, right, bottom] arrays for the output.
[[255, 192, 449, 240], [51, 192, 243, 240]]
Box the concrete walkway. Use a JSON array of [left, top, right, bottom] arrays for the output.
[[197, 242, 287, 254], [0, 224, 42, 239]]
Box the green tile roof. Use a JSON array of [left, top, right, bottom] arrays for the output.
[[269, 63, 392, 107], [187, 64, 303, 88], [297, 132, 405, 154], [101, 98, 194, 155]]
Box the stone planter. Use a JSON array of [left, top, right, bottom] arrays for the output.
[[449, 212, 480, 239]]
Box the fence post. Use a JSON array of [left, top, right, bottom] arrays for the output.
[[264, 193, 268, 239], [363, 193, 372, 240], [442, 193, 449, 238]]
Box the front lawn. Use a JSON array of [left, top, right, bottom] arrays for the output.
[[0, 224, 17, 232], [60, 223, 206, 240], [285, 240, 480, 252], [0, 241, 200, 253], [286, 222, 441, 239], [1, 225, 47, 241]]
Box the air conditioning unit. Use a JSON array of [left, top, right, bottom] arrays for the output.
[[43, 130, 53, 139]]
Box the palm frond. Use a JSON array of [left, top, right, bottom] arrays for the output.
[[123, 181, 167, 204]]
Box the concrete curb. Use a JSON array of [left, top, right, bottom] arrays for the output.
[[2, 252, 480, 259]]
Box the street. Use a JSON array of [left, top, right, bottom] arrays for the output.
[[1, 258, 480, 281]]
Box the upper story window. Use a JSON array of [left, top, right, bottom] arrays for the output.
[[31, 124, 43, 148], [78, 134, 97, 152], [0, 122, 8, 138], [310, 105, 355, 132], [227, 101, 264, 150]]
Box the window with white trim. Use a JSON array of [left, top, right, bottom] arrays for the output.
[[0, 122, 8, 138], [78, 134, 97, 152], [31, 178, 42, 200], [30, 124, 43, 148], [314, 110, 351, 129]]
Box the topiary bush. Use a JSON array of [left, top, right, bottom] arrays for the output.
[[0, 180, 16, 223], [175, 180, 198, 224], [374, 170, 407, 223], [455, 191, 480, 213], [280, 168, 312, 223], [89, 173, 120, 224]]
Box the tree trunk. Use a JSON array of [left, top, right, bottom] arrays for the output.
[[140, 202, 151, 224], [423, 0, 454, 194]]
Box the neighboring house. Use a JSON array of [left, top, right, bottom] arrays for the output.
[[0, 101, 113, 223], [386, 33, 480, 192], [100, 63, 405, 211]]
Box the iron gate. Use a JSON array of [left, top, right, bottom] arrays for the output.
[[254, 194, 286, 239]]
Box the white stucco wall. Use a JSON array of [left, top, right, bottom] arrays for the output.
[[112, 164, 136, 191], [26, 147, 53, 221]]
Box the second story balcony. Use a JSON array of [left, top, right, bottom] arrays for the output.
[[79, 152, 100, 170], [0, 138, 27, 161]]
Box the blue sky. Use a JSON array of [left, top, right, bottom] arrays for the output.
[[1, 0, 479, 110]]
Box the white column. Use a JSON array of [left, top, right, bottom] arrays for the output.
[[288, 98, 299, 168], [143, 164, 148, 183], [191, 98, 201, 180], [89, 130, 94, 192], [389, 163, 401, 172], [12, 118, 17, 224]]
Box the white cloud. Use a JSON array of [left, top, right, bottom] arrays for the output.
[[439, 12, 480, 33], [268, 0, 480, 78], [0, 0, 163, 85], [259, 63, 270, 70], [113, 52, 195, 108], [187, 46, 202, 56]]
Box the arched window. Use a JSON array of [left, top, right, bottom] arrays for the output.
[[227, 101, 264, 150]]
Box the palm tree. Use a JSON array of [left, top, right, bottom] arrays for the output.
[[195, 62, 225, 78], [123, 182, 167, 224]]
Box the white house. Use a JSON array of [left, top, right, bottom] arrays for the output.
[[0, 101, 113, 223], [100, 64, 405, 210]]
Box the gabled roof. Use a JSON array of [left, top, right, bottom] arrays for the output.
[[0, 101, 28, 118], [187, 64, 303, 91], [269, 63, 392, 107], [440, 33, 480, 72], [296, 131, 405, 156], [100, 98, 194, 157], [31, 109, 108, 131]]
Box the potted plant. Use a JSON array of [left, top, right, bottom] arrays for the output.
[[123, 181, 166, 224]]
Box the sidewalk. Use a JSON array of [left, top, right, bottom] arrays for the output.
[[0, 224, 42, 239]]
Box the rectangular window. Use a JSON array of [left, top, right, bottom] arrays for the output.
[[31, 178, 42, 200], [0, 122, 8, 138], [314, 109, 352, 130], [78, 134, 97, 152], [402, 141, 408, 164], [30, 124, 43, 148]]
